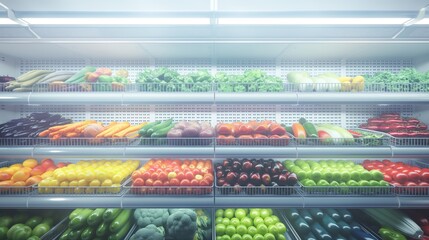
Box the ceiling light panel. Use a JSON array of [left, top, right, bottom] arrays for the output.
[[218, 18, 411, 25], [22, 18, 210, 25]]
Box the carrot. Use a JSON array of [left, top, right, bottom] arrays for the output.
[[49, 130, 62, 138], [113, 123, 147, 138], [95, 123, 118, 138], [38, 129, 50, 137], [102, 122, 131, 138], [292, 123, 306, 139], [48, 124, 70, 131], [125, 131, 140, 139], [66, 132, 79, 138], [52, 134, 61, 140], [58, 120, 96, 135]]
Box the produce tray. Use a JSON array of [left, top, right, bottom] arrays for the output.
[[294, 129, 390, 147], [122, 224, 138, 240], [136, 83, 215, 92], [283, 83, 429, 93], [216, 136, 292, 146], [41, 216, 69, 240], [0, 161, 37, 195], [32, 82, 128, 92], [276, 210, 301, 240], [0, 137, 137, 146], [389, 136, 429, 146], [124, 178, 214, 196], [138, 137, 214, 146], [393, 160, 429, 196]]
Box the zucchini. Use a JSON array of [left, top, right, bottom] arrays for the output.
[[303, 122, 318, 138], [336, 234, 348, 240], [325, 209, 341, 221], [64, 66, 96, 83], [87, 208, 106, 227], [299, 209, 314, 224], [96, 222, 108, 237], [145, 119, 173, 137], [69, 208, 83, 220], [103, 209, 122, 222], [81, 226, 95, 240], [108, 221, 132, 240], [299, 117, 308, 125], [58, 228, 72, 240], [321, 214, 340, 235], [351, 228, 377, 240], [309, 208, 324, 220], [138, 121, 160, 137], [337, 209, 353, 223], [284, 209, 300, 221], [69, 208, 93, 230], [311, 222, 333, 240], [293, 216, 310, 235], [337, 220, 352, 236], [68, 229, 83, 240], [306, 232, 318, 240], [109, 209, 132, 233]]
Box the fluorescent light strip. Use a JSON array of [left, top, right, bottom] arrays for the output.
[[22, 18, 210, 25], [0, 18, 18, 25], [218, 18, 411, 25], [415, 18, 429, 24]]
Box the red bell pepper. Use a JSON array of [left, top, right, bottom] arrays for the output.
[[269, 134, 289, 146], [238, 124, 254, 136], [253, 133, 268, 145], [269, 123, 287, 136], [347, 130, 363, 138], [238, 135, 254, 145], [254, 123, 270, 134], [217, 135, 235, 145], [217, 123, 234, 136]]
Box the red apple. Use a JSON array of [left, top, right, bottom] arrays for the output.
[[408, 171, 420, 182], [394, 173, 408, 184], [180, 179, 190, 186], [170, 178, 180, 186], [133, 178, 145, 186]]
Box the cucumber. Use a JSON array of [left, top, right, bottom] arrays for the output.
[[325, 209, 341, 221], [69, 208, 93, 230], [284, 209, 300, 221], [351, 228, 377, 240], [299, 209, 314, 224], [87, 208, 106, 227], [337, 209, 353, 223], [337, 220, 352, 236], [81, 226, 95, 240], [145, 118, 173, 137], [285, 125, 293, 135], [109, 209, 132, 233], [108, 221, 132, 240], [68, 229, 83, 240], [309, 208, 324, 220], [65, 66, 96, 83], [311, 222, 333, 240], [306, 232, 318, 240], [150, 123, 175, 138], [69, 208, 83, 220], [299, 117, 308, 125], [321, 214, 340, 235], [58, 228, 72, 240], [293, 216, 311, 235], [138, 121, 161, 137], [103, 209, 122, 222], [336, 234, 348, 240], [303, 122, 318, 138], [96, 222, 108, 237]]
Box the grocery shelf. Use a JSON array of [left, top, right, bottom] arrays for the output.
[[296, 147, 393, 158], [0, 92, 29, 105], [1, 195, 428, 208], [122, 92, 214, 104], [214, 147, 297, 158], [214, 92, 297, 104], [391, 147, 429, 157]]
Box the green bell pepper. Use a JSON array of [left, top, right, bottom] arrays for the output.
[[378, 227, 406, 240], [7, 224, 32, 240]]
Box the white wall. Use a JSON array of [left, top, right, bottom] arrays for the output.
[[415, 56, 429, 72], [0, 55, 19, 77]]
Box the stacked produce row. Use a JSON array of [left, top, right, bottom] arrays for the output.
[[2, 67, 428, 92], [1, 113, 407, 147], [1, 157, 428, 197]]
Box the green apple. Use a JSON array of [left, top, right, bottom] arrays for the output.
[[242, 234, 253, 240], [224, 209, 235, 219], [225, 225, 236, 237], [271, 215, 280, 224], [264, 233, 276, 240], [264, 216, 275, 226], [340, 172, 350, 182], [317, 179, 330, 186], [222, 218, 231, 226], [216, 209, 225, 218], [216, 223, 226, 235], [253, 234, 264, 240], [276, 234, 287, 240], [222, 236, 231, 240], [231, 234, 242, 240], [236, 224, 247, 235], [241, 217, 253, 228], [266, 209, 273, 215], [369, 180, 380, 186], [339, 182, 350, 194], [256, 224, 268, 235], [303, 179, 316, 186], [301, 164, 311, 171], [260, 209, 271, 218], [217, 236, 222, 240], [283, 160, 294, 166], [321, 171, 333, 182], [216, 217, 223, 224], [311, 171, 322, 182], [296, 170, 307, 180], [350, 171, 360, 181], [230, 218, 241, 227], [347, 180, 359, 186], [379, 180, 389, 187], [360, 171, 372, 181], [332, 171, 341, 181], [354, 165, 364, 171], [249, 209, 261, 219], [359, 180, 370, 186], [330, 181, 340, 186], [370, 170, 384, 181], [253, 216, 264, 227], [235, 208, 247, 220], [268, 225, 279, 235], [247, 226, 258, 236], [275, 222, 287, 233], [290, 166, 302, 173]]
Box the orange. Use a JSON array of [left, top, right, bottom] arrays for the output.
[[25, 176, 42, 186], [23, 159, 38, 168], [13, 181, 26, 186], [0, 172, 11, 181]]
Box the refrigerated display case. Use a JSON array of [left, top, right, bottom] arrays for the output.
[[1, 0, 429, 239]]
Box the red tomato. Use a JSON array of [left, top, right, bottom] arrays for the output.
[[176, 172, 185, 181], [190, 179, 199, 186], [180, 179, 190, 186], [133, 178, 145, 186], [151, 172, 159, 181], [141, 171, 150, 180], [185, 171, 194, 181], [170, 178, 180, 186], [153, 180, 163, 186], [192, 169, 201, 175], [158, 172, 168, 182]]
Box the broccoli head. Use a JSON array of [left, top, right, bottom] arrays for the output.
[[130, 224, 165, 240], [167, 209, 197, 240], [134, 209, 169, 228]]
